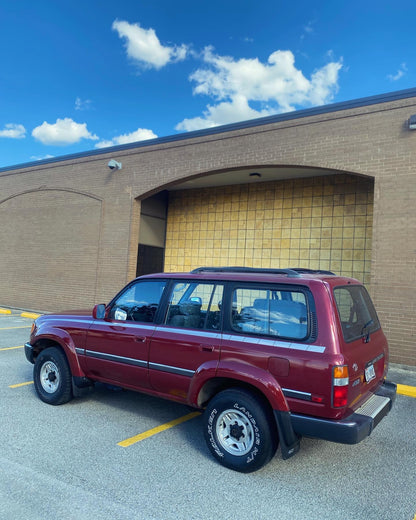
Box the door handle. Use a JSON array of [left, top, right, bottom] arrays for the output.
[[200, 345, 215, 352], [135, 336, 146, 343]]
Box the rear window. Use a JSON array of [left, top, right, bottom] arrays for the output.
[[231, 287, 308, 340], [334, 285, 380, 342]]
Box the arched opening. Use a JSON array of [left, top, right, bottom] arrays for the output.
[[137, 166, 374, 284]]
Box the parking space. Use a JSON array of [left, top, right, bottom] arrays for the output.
[[1, 311, 415, 520]]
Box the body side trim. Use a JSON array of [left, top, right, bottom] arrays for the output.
[[222, 333, 326, 353], [148, 362, 195, 377], [84, 349, 195, 377], [154, 325, 324, 352], [85, 350, 147, 368], [154, 326, 221, 340], [282, 388, 312, 401]]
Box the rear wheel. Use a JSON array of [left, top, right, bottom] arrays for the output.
[[34, 347, 73, 405], [203, 388, 278, 472]]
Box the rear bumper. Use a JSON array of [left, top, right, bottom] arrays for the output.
[[290, 381, 397, 444]]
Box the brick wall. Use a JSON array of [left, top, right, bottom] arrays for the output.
[[1, 94, 415, 364]]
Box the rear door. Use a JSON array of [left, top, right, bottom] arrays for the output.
[[333, 284, 388, 407], [149, 281, 224, 400]]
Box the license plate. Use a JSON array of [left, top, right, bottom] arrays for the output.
[[365, 364, 376, 383]]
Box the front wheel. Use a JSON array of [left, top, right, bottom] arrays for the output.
[[33, 347, 73, 405], [203, 388, 278, 472]]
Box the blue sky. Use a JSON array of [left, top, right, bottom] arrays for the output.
[[1, 0, 415, 168]]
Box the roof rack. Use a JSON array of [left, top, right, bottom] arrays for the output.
[[289, 268, 336, 276], [190, 267, 301, 277], [190, 267, 337, 277]]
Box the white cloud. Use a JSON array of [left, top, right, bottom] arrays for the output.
[[112, 20, 189, 69], [301, 20, 316, 39], [176, 47, 342, 131], [30, 154, 55, 161], [75, 97, 92, 110], [32, 118, 98, 145], [304, 21, 315, 34], [176, 95, 270, 131], [387, 63, 407, 81], [0, 123, 26, 139], [95, 128, 158, 149]]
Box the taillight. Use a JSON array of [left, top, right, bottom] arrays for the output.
[[333, 365, 349, 407]]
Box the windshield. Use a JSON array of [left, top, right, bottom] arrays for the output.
[[334, 285, 380, 343]]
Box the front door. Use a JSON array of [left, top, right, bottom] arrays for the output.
[[84, 279, 167, 389]]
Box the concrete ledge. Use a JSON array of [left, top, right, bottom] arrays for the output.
[[397, 384, 416, 398], [20, 312, 41, 319], [0, 307, 41, 319]]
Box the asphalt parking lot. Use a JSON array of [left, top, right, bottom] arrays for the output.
[[1, 310, 415, 520]]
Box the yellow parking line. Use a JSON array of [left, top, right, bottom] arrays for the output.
[[0, 345, 24, 351], [0, 308, 12, 315], [397, 384, 416, 398], [118, 411, 201, 447], [9, 381, 34, 389]]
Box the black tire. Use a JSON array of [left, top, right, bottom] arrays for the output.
[[203, 388, 278, 472], [33, 347, 73, 405]]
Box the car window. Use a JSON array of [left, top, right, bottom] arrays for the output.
[[110, 280, 167, 322], [231, 287, 308, 340], [165, 282, 224, 330], [334, 285, 380, 342]]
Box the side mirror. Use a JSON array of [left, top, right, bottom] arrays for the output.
[[92, 303, 107, 320]]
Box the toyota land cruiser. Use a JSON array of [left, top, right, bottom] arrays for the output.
[[25, 267, 396, 472]]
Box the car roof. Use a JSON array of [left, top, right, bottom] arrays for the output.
[[137, 267, 361, 286]]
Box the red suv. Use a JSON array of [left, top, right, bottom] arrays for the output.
[[25, 267, 396, 472]]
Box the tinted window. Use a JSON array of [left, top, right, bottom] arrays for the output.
[[231, 287, 308, 340], [110, 280, 167, 322], [165, 282, 224, 330], [334, 285, 380, 342]]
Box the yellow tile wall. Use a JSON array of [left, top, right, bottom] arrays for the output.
[[164, 174, 374, 284]]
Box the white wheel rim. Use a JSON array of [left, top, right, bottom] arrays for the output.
[[39, 361, 60, 393], [216, 409, 255, 456]]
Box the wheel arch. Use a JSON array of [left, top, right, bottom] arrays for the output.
[[31, 332, 84, 378], [190, 361, 290, 412], [31, 337, 63, 356], [197, 376, 277, 412]]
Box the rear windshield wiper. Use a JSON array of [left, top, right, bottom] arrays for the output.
[[361, 319, 374, 343]]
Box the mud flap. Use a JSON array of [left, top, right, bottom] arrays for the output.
[[274, 410, 301, 459], [72, 376, 94, 398]]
